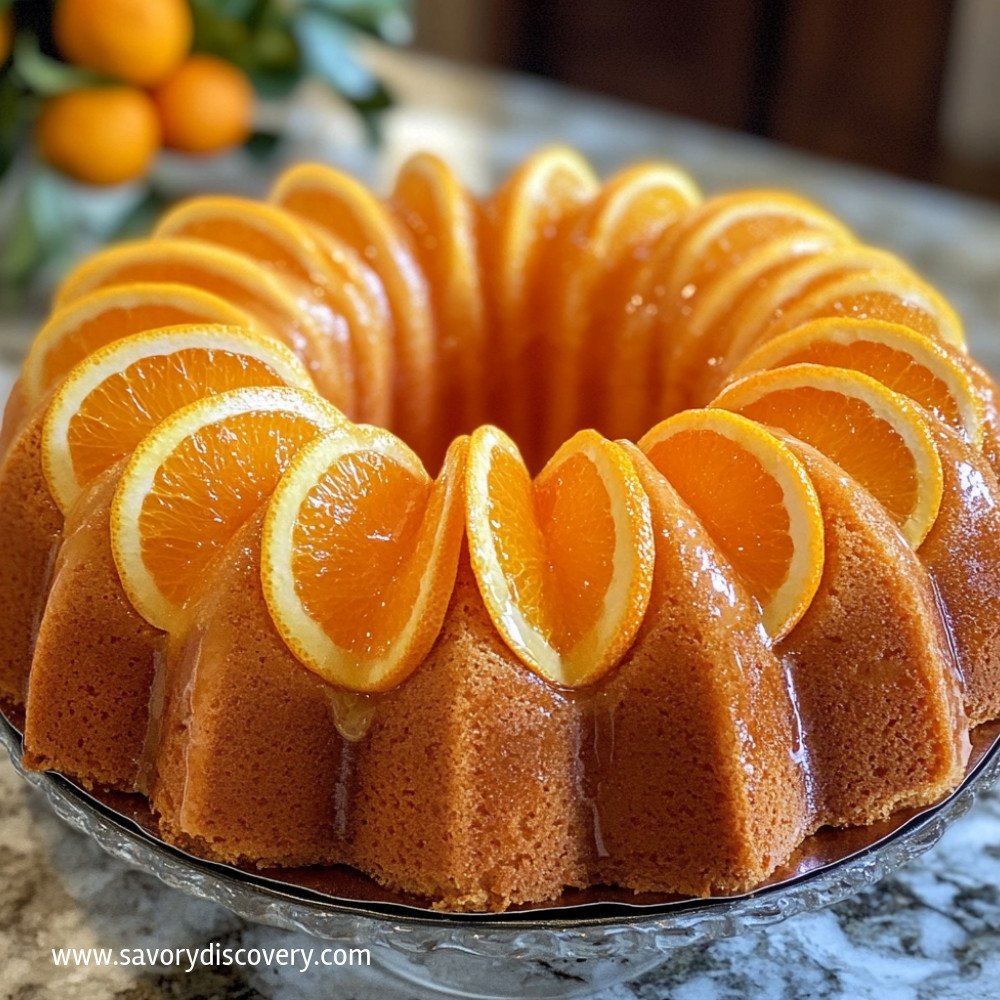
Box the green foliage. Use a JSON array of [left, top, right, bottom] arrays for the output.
[[11, 33, 102, 94], [0, 169, 73, 302], [0, 0, 410, 301]]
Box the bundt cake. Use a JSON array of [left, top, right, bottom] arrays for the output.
[[2, 147, 999, 912]]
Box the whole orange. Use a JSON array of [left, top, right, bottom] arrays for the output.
[[153, 55, 255, 155], [37, 87, 162, 186], [54, 0, 192, 87]]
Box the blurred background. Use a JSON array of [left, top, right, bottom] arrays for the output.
[[414, 0, 1000, 203], [3, 0, 1000, 309]]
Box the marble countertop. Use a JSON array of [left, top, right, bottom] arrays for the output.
[[3, 47, 1000, 1000]]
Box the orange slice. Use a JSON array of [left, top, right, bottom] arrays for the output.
[[717, 246, 960, 375], [392, 152, 487, 433], [51, 238, 345, 407], [155, 195, 345, 282], [748, 268, 965, 353], [262, 429, 467, 692], [153, 195, 397, 425], [601, 191, 849, 432], [729, 318, 984, 446], [663, 190, 851, 292], [655, 192, 851, 403], [465, 425, 654, 687], [22, 283, 257, 406], [272, 162, 436, 455], [42, 325, 313, 514], [111, 386, 344, 630], [638, 408, 824, 640], [712, 364, 944, 547], [545, 161, 700, 453], [481, 147, 599, 462]]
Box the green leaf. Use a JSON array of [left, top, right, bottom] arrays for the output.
[[248, 65, 301, 98], [190, 6, 254, 66], [303, 0, 412, 42], [0, 75, 30, 178], [12, 33, 102, 95], [293, 11, 378, 99], [348, 78, 392, 142], [251, 25, 299, 71], [189, 0, 260, 22], [244, 129, 283, 160], [0, 169, 72, 292], [0, 202, 45, 289], [108, 188, 171, 242]]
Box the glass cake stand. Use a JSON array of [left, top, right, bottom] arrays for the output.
[[3, 707, 999, 999]]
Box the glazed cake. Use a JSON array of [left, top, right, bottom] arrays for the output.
[[0, 148, 997, 911]]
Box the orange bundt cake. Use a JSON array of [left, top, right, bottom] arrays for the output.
[[2, 148, 999, 912]]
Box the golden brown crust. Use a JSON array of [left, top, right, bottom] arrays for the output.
[[778, 440, 969, 827], [0, 410, 63, 706], [22, 463, 161, 789], [919, 423, 1000, 725], [592, 451, 809, 896], [151, 510, 347, 867]]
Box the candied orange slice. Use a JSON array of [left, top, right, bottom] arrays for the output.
[[713, 364, 944, 547], [22, 283, 256, 406], [262, 429, 467, 692], [156, 195, 342, 280], [638, 408, 824, 640], [271, 162, 436, 455], [111, 386, 343, 629], [749, 268, 965, 352], [661, 190, 851, 322], [545, 161, 700, 453], [603, 190, 848, 433], [465, 425, 654, 687], [50, 238, 345, 406], [717, 246, 960, 373], [392, 152, 487, 431], [43, 325, 313, 514], [729, 318, 984, 446], [482, 147, 598, 460], [153, 195, 399, 424]]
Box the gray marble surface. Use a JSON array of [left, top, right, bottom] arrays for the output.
[[3, 47, 1000, 1000]]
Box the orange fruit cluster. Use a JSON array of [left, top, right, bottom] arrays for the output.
[[36, 0, 253, 185], [19, 148, 995, 698]]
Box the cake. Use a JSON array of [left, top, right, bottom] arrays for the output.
[[1, 148, 998, 912]]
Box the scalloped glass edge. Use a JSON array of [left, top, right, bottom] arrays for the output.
[[4, 710, 1000, 972]]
